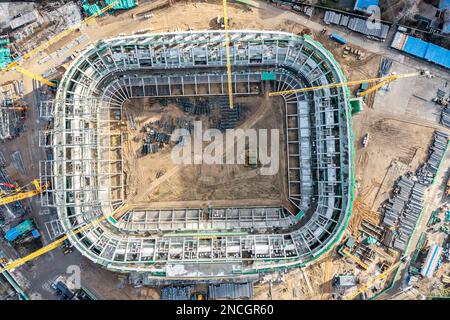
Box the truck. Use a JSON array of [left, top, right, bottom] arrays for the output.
[[330, 32, 347, 45]]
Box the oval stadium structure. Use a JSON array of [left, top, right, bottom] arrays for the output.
[[45, 30, 354, 279]]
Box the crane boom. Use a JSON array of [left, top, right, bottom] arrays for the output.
[[268, 72, 420, 97], [344, 260, 401, 300], [0, 179, 46, 206]]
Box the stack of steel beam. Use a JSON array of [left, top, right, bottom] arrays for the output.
[[382, 176, 414, 229], [416, 131, 448, 185]]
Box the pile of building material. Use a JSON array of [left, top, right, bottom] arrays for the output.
[[208, 282, 253, 299], [0, 168, 27, 223], [390, 32, 450, 70], [55, 34, 89, 58], [0, 81, 26, 141], [292, 5, 314, 17], [441, 106, 450, 128], [416, 131, 448, 185], [323, 11, 389, 40]]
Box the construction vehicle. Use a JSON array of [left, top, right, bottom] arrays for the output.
[[269, 72, 422, 98], [0, 179, 47, 207], [344, 260, 401, 300]]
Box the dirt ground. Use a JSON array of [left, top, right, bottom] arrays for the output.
[[121, 94, 288, 208]]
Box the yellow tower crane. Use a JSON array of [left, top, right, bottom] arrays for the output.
[[0, 179, 47, 207], [268, 72, 421, 97]]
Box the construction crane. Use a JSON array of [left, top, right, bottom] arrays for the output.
[[268, 72, 421, 97], [13, 66, 56, 87], [0, 179, 47, 206], [0, 0, 119, 87], [344, 260, 401, 300]]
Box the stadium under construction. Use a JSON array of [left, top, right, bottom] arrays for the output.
[[39, 30, 354, 279]]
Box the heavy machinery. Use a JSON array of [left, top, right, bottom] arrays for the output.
[[0, 179, 47, 206], [269, 72, 422, 98]]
